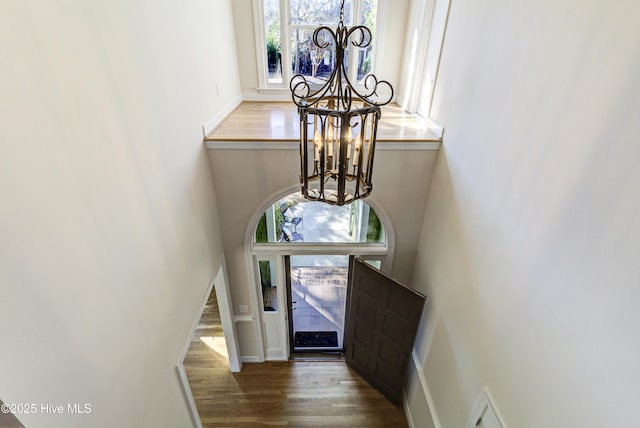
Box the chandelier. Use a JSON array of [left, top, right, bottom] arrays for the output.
[[290, 0, 393, 206]]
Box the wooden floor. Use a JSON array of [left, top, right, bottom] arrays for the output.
[[184, 291, 409, 428], [205, 101, 441, 143]]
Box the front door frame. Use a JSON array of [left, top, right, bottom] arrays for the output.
[[251, 248, 388, 361], [285, 254, 355, 355], [246, 188, 396, 363]]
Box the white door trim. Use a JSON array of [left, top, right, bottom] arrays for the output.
[[176, 256, 242, 428]]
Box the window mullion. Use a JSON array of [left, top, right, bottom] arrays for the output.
[[348, 0, 362, 83], [281, 0, 292, 86], [254, 0, 268, 88]]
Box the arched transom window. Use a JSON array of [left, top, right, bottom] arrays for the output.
[[254, 193, 385, 244]]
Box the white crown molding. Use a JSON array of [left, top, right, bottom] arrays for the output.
[[204, 140, 441, 150]]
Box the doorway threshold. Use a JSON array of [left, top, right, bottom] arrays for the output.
[[289, 352, 345, 362]]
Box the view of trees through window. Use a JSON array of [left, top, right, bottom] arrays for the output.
[[263, 0, 378, 85]]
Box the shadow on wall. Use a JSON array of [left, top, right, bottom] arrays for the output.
[[407, 148, 486, 427]]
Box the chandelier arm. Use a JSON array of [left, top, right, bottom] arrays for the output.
[[290, 25, 340, 108], [312, 26, 334, 49], [291, 73, 335, 107], [346, 25, 372, 49], [291, 67, 341, 108], [339, 71, 394, 107], [290, 76, 311, 104]]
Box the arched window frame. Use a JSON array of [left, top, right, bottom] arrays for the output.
[[247, 189, 394, 266]]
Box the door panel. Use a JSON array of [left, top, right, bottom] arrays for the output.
[[345, 258, 426, 405]]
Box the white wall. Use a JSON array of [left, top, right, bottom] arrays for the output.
[[0, 1, 241, 427], [231, 0, 410, 98], [408, 0, 640, 426]]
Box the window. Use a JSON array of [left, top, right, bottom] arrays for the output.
[[257, 259, 279, 311], [254, 193, 385, 244], [255, 0, 381, 90]]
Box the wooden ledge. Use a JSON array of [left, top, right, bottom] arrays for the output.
[[205, 101, 442, 145]]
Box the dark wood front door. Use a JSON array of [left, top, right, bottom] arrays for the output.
[[345, 258, 426, 405]]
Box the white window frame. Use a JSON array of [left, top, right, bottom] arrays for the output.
[[252, 0, 387, 94]]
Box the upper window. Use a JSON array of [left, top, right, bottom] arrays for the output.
[[255, 193, 385, 244], [256, 0, 380, 89]]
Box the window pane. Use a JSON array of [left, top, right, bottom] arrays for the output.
[[290, 0, 352, 26], [290, 28, 336, 80], [364, 259, 382, 269], [261, 0, 380, 86], [254, 193, 385, 244], [264, 0, 282, 84], [259, 260, 278, 311], [361, 0, 377, 29], [255, 213, 268, 243], [357, 0, 377, 80]]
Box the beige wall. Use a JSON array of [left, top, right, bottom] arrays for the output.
[[0, 1, 240, 427], [408, 0, 640, 426], [208, 146, 438, 358]]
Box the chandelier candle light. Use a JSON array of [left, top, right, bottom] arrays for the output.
[[290, 0, 394, 206]]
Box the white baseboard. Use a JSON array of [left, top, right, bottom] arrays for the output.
[[403, 392, 416, 428], [407, 350, 442, 428], [426, 117, 445, 139], [176, 365, 203, 428]]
